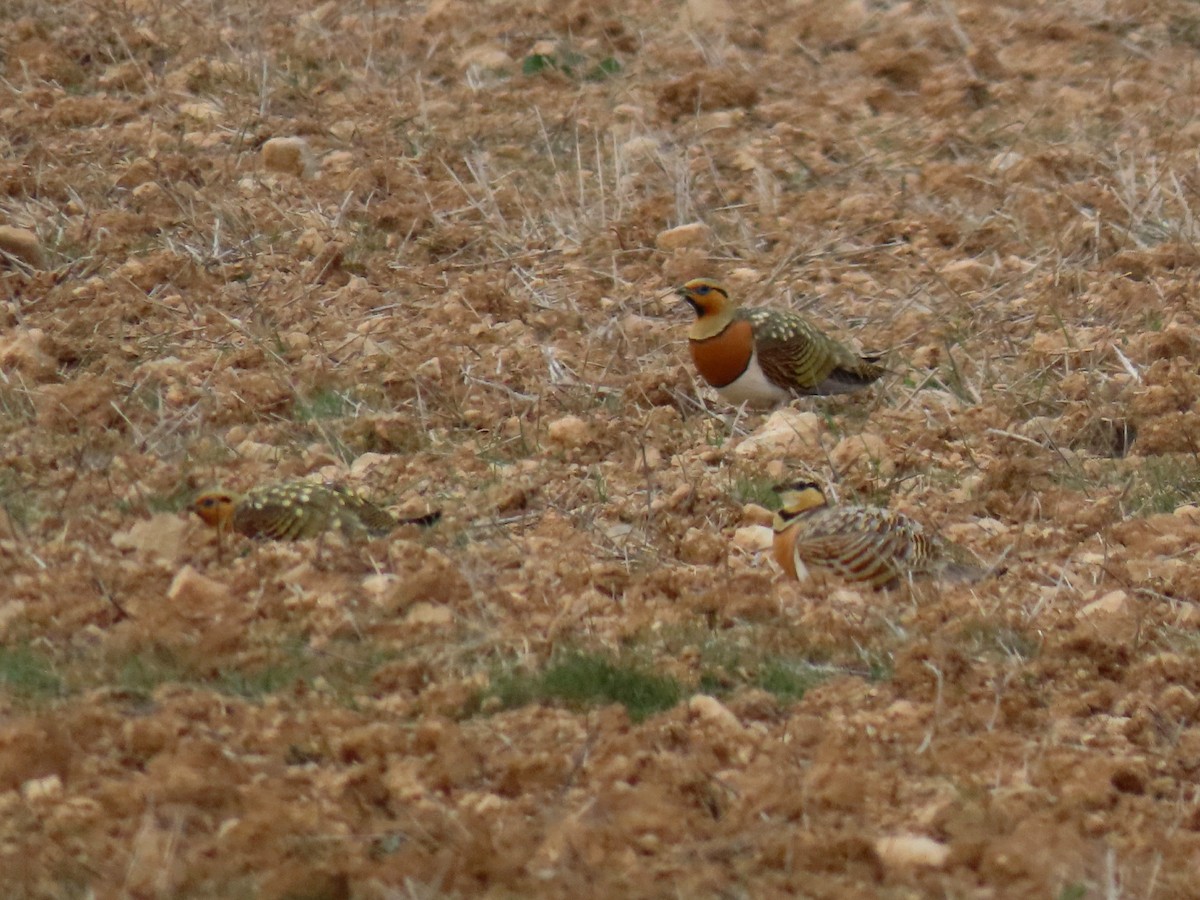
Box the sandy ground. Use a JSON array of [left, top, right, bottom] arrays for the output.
[[4, 0, 1200, 896]]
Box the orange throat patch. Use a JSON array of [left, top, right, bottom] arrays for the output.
[[689, 319, 754, 389], [772, 526, 799, 580]]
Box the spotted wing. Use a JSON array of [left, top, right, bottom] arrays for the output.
[[322, 484, 397, 537], [744, 308, 885, 396], [234, 483, 332, 540]]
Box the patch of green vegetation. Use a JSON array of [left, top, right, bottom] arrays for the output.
[[1057, 884, 1088, 900], [0, 384, 36, 425], [112, 640, 398, 705], [731, 472, 781, 509], [1127, 455, 1200, 516], [1057, 454, 1200, 518], [523, 50, 621, 81], [956, 621, 1040, 661], [483, 650, 682, 722], [293, 388, 361, 421], [146, 483, 198, 514], [0, 645, 64, 703]]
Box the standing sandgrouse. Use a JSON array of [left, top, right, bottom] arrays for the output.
[[771, 481, 984, 589], [192, 482, 439, 554], [678, 278, 886, 406]]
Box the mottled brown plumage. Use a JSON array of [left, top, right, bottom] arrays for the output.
[[193, 482, 439, 553], [678, 278, 886, 407], [772, 481, 983, 589]]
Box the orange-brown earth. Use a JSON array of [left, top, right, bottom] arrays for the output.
[[4, 0, 1200, 896]]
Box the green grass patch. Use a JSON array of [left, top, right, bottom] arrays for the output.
[[0, 645, 65, 703], [484, 650, 682, 722], [523, 50, 621, 81], [0, 638, 403, 710], [292, 387, 362, 422], [730, 471, 782, 509]]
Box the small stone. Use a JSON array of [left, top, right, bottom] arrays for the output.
[[732, 525, 773, 552], [687, 694, 743, 730], [0, 226, 44, 269], [111, 514, 190, 563], [655, 222, 713, 251], [734, 409, 823, 458], [21, 774, 63, 803], [166, 565, 230, 607], [547, 415, 591, 449], [830, 431, 894, 477], [682, 0, 733, 27], [460, 44, 512, 71], [0, 328, 55, 380], [741, 503, 774, 527], [1078, 590, 1129, 619], [262, 136, 315, 177], [875, 834, 950, 869], [404, 602, 454, 627], [1174, 505, 1200, 524]]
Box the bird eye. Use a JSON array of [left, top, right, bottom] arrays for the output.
[[199, 498, 213, 507], [694, 285, 710, 295]]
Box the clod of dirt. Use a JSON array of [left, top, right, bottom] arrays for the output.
[[261, 136, 315, 177], [734, 409, 823, 458], [0, 226, 43, 268], [655, 222, 714, 251]]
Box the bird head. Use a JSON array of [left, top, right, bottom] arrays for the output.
[[676, 278, 731, 320], [192, 490, 238, 532], [772, 480, 828, 529]]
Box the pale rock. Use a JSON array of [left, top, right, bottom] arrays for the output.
[[1175, 504, 1200, 524], [0, 328, 55, 380], [682, 0, 733, 27], [732, 525, 773, 553], [235, 439, 284, 462], [405, 602, 454, 627], [875, 834, 950, 869], [619, 312, 662, 337], [529, 39, 557, 57], [620, 136, 661, 159], [741, 503, 774, 527], [460, 44, 513, 71], [831, 431, 894, 476], [547, 414, 591, 449], [329, 119, 358, 141], [167, 565, 231, 607], [830, 587, 867, 607], [282, 331, 312, 351], [21, 774, 63, 804], [655, 222, 713, 251], [1078, 590, 1129, 619], [726, 267, 762, 290], [261, 136, 315, 177], [734, 409, 822, 459], [111, 514, 190, 563], [938, 258, 989, 292], [688, 694, 743, 731], [321, 150, 356, 174], [0, 600, 27, 636], [349, 452, 391, 477], [361, 574, 399, 601], [990, 150, 1024, 173], [178, 100, 222, 123], [804, 0, 868, 44], [0, 226, 44, 269], [298, 0, 339, 29]]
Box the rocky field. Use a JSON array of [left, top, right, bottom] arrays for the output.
[[4, 0, 1200, 896]]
